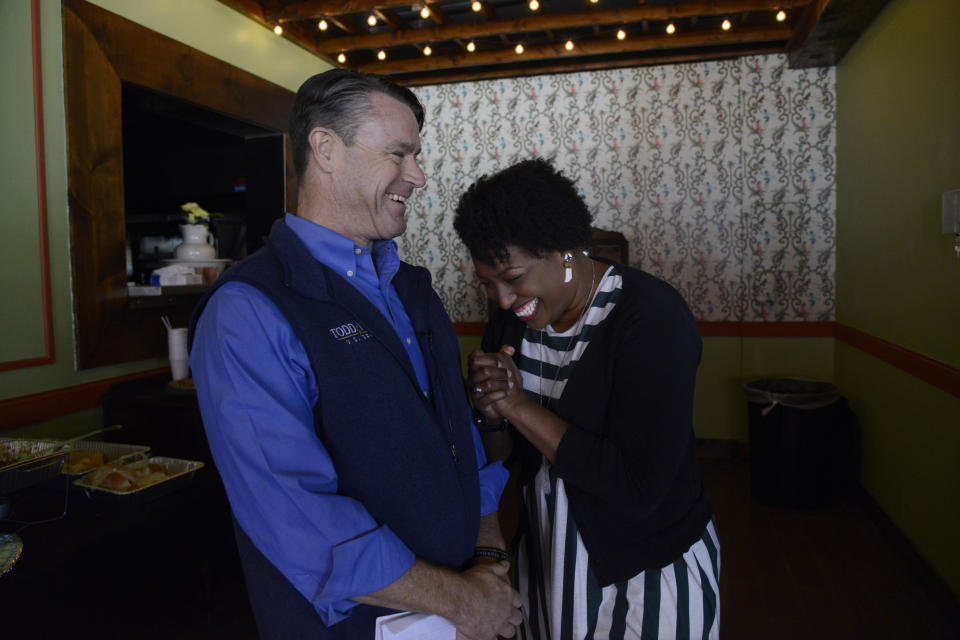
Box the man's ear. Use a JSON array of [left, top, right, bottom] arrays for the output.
[[308, 127, 337, 173]]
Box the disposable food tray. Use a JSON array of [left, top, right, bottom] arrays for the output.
[[0, 439, 70, 494], [74, 456, 204, 506], [0, 438, 64, 470], [61, 441, 151, 477]]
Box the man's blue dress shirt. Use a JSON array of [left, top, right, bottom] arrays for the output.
[[191, 214, 507, 625]]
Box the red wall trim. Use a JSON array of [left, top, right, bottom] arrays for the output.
[[738, 321, 836, 337], [4, 324, 955, 430], [698, 321, 836, 337], [0, 0, 55, 373], [0, 368, 168, 431], [457, 319, 958, 398], [835, 324, 960, 400], [458, 321, 837, 338], [453, 322, 487, 336]]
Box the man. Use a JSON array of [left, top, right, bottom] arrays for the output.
[[190, 70, 521, 640]]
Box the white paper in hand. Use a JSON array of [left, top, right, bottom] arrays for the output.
[[374, 611, 456, 640]]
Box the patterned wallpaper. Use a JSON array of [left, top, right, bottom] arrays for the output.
[[399, 54, 836, 323]]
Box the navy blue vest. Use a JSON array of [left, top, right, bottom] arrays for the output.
[[190, 220, 480, 637]]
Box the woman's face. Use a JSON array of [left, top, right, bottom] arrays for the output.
[[473, 245, 580, 331]]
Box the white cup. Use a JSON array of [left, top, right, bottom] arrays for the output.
[[167, 327, 189, 380], [170, 359, 190, 381]]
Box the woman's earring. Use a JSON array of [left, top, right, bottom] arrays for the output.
[[563, 252, 574, 283]]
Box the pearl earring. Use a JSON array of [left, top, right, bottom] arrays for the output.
[[563, 252, 574, 283]]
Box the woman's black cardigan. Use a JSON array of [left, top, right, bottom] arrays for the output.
[[482, 260, 714, 586]]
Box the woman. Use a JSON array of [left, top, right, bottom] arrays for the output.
[[454, 158, 719, 639]]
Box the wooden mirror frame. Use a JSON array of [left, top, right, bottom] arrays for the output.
[[63, 0, 296, 369]]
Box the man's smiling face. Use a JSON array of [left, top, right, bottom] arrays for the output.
[[330, 92, 425, 247]]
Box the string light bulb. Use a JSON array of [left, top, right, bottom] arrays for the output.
[[367, 14, 378, 26], [617, 29, 626, 40], [776, 10, 787, 22], [337, 52, 346, 63], [420, 6, 431, 19], [565, 40, 574, 51], [529, 0, 539, 10], [318, 19, 328, 31], [377, 49, 386, 60], [721, 18, 732, 31], [471, 1, 482, 12], [666, 23, 676, 35], [423, 45, 432, 56], [273, 24, 283, 35], [514, 43, 524, 54], [589, 0, 598, 4], [466, 41, 476, 52]]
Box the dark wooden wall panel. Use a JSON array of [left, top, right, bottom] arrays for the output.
[[62, 0, 296, 369]]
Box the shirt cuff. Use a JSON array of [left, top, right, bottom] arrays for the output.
[[306, 524, 416, 626], [478, 459, 509, 516]]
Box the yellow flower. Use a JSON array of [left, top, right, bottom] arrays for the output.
[[180, 202, 212, 226]]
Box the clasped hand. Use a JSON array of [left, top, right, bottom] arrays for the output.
[[455, 559, 522, 640], [468, 346, 527, 424]]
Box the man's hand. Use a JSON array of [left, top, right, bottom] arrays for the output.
[[353, 558, 522, 640], [450, 560, 522, 639]]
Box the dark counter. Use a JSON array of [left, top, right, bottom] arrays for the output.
[[0, 375, 256, 638]]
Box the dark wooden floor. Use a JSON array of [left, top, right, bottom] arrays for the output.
[[138, 457, 960, 639], [700, 457, 959, 640]]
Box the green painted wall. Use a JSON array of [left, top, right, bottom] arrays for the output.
[[836, 0, 960, 365], [0, 1, 45, 364], [836, 0, 960, 598], [838, 344, 960, 598], [0, 0, 329, 402], [86, 0, 329, 93]]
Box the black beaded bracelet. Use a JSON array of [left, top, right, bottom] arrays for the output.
[[473, 546, 511, 562], [472, 409, 508, 433]]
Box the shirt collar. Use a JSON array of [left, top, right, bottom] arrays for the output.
[[284, 213, 400, 286]]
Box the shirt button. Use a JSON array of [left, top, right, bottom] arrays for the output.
[[406, 337, 412, 344], [346, 270, 354, 277], [354, 248, 362, 255]]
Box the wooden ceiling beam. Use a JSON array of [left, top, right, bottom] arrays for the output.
[[787, 0, 829, 51], [372, 8, 403, 30], [357, 24, 791, 74], [275, 1, 400, 20], [788, 0, 889, 67], [479, 2, 495, 21], [219, 0, 267, 22], [395, 45, 782, 86], [315, 0, 808, 53], [423, 3, 446, 26], [282, 19, 322, 48], [328, 15, 359, 35]]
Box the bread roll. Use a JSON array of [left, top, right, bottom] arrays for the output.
[[100, 470, 133, 492]]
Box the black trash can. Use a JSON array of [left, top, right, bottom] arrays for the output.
[[745, 378, 861, 508]]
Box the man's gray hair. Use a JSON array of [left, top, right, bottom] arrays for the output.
[[289, 69, 424, 180]]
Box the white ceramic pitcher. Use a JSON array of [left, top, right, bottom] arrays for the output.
[[174, 224, 216, 261]]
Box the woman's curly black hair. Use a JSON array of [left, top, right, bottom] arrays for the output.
[[453, 158, 593, 265]]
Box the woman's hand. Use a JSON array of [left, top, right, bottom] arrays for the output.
[[469, 345, 568, 464], [468, 346, 528, 422]]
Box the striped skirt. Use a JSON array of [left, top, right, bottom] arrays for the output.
[[515, 461, 721, 640]]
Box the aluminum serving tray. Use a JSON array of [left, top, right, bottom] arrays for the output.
[[74, 456, 204, 506], [61, 441, 151, 477], [0, 439, 71, 494], [0, 438, 64, 470]]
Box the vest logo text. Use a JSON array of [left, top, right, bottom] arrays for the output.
[[329, 321, 371, 345]]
